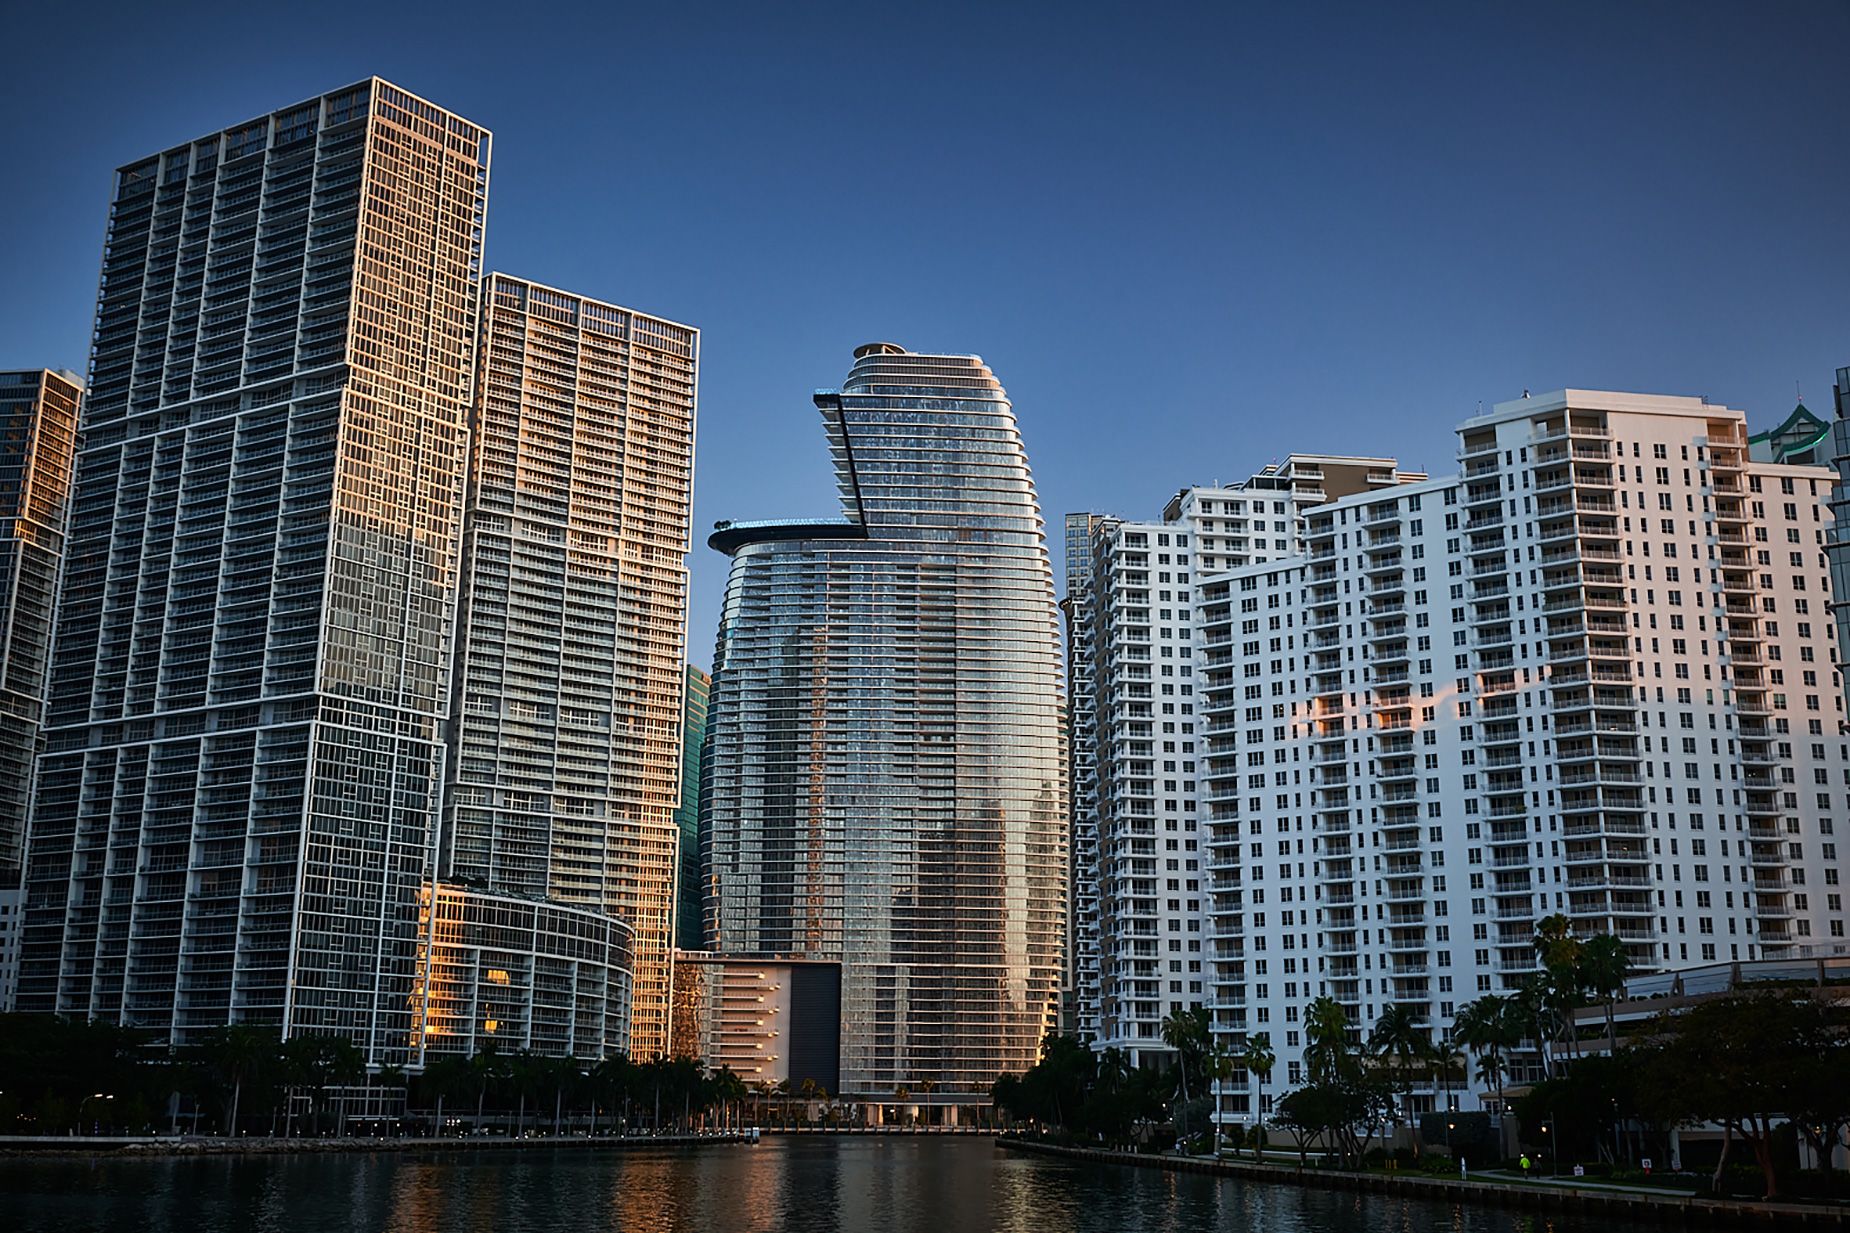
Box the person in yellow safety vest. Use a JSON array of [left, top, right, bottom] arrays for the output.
[[1520, 1154, 1531, 1175]]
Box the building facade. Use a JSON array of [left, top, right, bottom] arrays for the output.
[[416, 884, 634, 1061], [17, 81, 490, 1064], [1196, 391, 1849, 1123], [443, 273, 697, 1061], [668, 951, 840, 1091], [702, 343, 1066, 1101], [1077, 458, 1421, 1059], [1060, 512, 1108, 1040], [675, 664, 710, 950], [0, 370, 80, 884]]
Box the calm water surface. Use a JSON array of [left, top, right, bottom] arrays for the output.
[[5, 1137, 1654, 1232]]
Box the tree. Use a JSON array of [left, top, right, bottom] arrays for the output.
[[195, 1024, 278, 1136], [469, 1044, 508, 1132], [1238, 1032, 1276, 1161], [280, 1034, 364, 1136], [1160, 1006, 1210, 1109], [1651, 991, 1838, 1199], [1579, 934, 1631, 1050], [1302, 997, 1351, 1085], [710, 1065, 747, 1132], [1452, 994, 1521, 1111], [1368, 1003, 1429, 1154], [588, 1053, 634, 1134], [419, 1054, 474, 1136], [1529, 914, 1587, 1072]]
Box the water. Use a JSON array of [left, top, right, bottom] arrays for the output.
[[6, 1137, 1654, 1232]]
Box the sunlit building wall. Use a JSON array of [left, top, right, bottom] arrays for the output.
[[417, 884, 633, 1059], [17, 80, 489, 1065], [443, 273, 697, 1060], [0, 370, 80, 885], [703, 343, 1066, 1100]]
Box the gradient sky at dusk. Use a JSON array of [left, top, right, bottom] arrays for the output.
[[4, 1, 1846, 665]]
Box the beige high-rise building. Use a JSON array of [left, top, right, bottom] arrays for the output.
[[444, 273, 697, 1059]]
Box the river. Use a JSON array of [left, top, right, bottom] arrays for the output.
[[6, 1136, 1658, 1232]]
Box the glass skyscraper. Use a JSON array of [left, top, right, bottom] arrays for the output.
[[443, 274, 697, 1061], [703, 343, 1066, 1102], [0, 370, 80, 884], [18, 80, 490, 1064], [674, 663, 710, 950]]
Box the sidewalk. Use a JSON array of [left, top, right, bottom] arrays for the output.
[[1479, 1167, 1698, 1197]]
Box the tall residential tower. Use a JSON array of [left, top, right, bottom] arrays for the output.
[[0, 370, 81, 881], [18, 80, 490, 1063], [1197, 392, 1848, 1122], [703, 344, 1066, 1106], [442, 274, 696, 1060]]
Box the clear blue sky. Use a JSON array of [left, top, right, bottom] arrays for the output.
[[4, 2, 1846, 667]]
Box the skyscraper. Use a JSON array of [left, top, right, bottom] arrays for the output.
[[443, 273, 697, 1060], [18, 80, 490, 1063], [0, 369, 81, 1011], [1076, 458, 1423, 1061], [675, 663, 710, 950], [0, 370, 80, 882], [1195, 391, 1849, 1123], [1059, 511, 1107, 1041], [703, 343, 1066, 1108]]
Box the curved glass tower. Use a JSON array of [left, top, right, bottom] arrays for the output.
[[703, 344, 1066, 1102]]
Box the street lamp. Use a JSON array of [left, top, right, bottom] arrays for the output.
[[74, 1092, 113, 1137]]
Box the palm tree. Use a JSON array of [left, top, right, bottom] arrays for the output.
[[1429, 1036, 1465, 1117], [1452, 994, 1516, 1111], [589, 1054, 633, 1135], [199, 1024, 277, 1136], [1531, 913, 1587, 1066], [1369, 1003, 1429, 1154], [710, 1066, 747, 1132], [1238, 1032, 1276, 1161], [469, 1044, 508, 1132], [1580, 934, 1631, 1049], [420, 1054, 474, 1136], [1302, 997, 1351, 1085], [1160, 1006, 1210, 1113], [279, 1033, 365, 1136]]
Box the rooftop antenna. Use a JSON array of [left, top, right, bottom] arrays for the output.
[[1522, 389, 1530, 399], [1797, 379, 1804, 404]]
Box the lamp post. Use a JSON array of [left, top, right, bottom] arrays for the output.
[[74, 1092, 113, 1137]]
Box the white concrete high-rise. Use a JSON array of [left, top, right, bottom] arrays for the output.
[[1194, 391, 1849, 1123], [1073, 458, 1424, 1059]]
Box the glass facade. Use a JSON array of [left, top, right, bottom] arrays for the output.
[[703, 344, 1066, 1099], [18, 80, 490, 1065], [674, 664, 710, 950], [444, 274, 696, 1061], [0, 370, 80, 885]]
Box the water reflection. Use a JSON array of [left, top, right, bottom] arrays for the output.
[[5, 1139, 1643, 1233]]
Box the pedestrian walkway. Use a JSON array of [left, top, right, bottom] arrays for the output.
[[1480, 1168, 1696, 1197]]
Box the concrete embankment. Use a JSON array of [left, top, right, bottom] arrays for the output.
[[997, 1138, 1850, 1229], [1, 1132, 746, 1159]]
